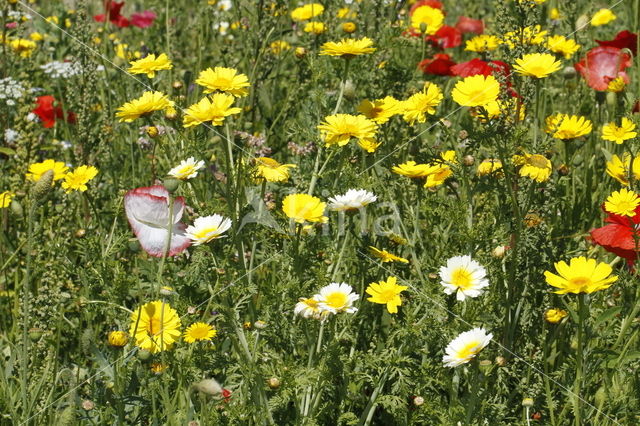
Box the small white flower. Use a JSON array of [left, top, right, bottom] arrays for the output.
[[168, 157, 205, 180], [294, 298, 323, 319], [214, 21, 230, 35], [4, 129, 20, 143], [217, 0, 233, 11], [186, 214, 232, 246], [442, 328, 492, 367], [314, 282, 359, 315], [439, 255, 489, 301], [328, 189, 377, 211], [40, 61, 82, 79]]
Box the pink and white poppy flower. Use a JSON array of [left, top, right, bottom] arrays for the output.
[[124, 185, 191, 257]]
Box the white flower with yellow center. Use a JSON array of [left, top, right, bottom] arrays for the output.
[[327, 189, 377, 211], [439, 255, 489, 301], [314, 283, 359, 315], [168, 157, 205, 180], [185, 214, 232, 245], [294, 298, 324, 319], [443, 328, 493, 367]]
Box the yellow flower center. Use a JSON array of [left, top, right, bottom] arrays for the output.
[[325, 292, 347, 309], [457, 340, 481, 359], [451, 267, 473, 290], [568, 277, 591, 290], [192, 226, 218, 240], [149, 317, 162, 336]]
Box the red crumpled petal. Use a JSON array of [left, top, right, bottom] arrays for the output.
[[590, 204, 640, 261], [451, 58, 510, 80], [596, 30, 638, 55], [455, 16, 484, 34], [419, 53, 456, 76], [574, 46, 632, 91], [32, 95, 57, 128], [131, 10, 157, 28], [124, 185, 191, 257], [426, 25, 462, 49]]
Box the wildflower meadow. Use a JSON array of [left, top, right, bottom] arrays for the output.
[[2, 0, 640, 424]]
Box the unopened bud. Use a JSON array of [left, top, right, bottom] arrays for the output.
[[575, 15, 589, 32], [606, 91, 617, 108], [458, 130, 468, 140], [172, 81, 183, 90], [32, 169, 54, 203], [419, 22, 427, 34], [295, 47, 307, 58], [267, 377, 280, 389], [193, 378, 223, 396], [29, 327, 43, 341], [557, 164, 570, 176], [492, 245, 506, 258], [562, 66, 576, 79], [81, 400, 95, 411], [462, 155, 475, 166], [343, 80, 356, 100], [10, 200, 23, 217], [495, 356, 506, 366], [163, 177, 181, 193], [137, 349, 152, 361], [413, 396, 424, 406], [522, 398, 534, 407], [75, 228, 86, 238], [254, 320, 267, 329]]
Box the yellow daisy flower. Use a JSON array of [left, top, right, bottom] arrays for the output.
[[607, 77, 626, 93], [357, 96, 402, 124], [606, 154, 640, 186], [129, 301, 181, 353], [545, 113, 592, 139], [128, 53, 173, 78], [183, 322, 217, 343], [365, 276, 408, 314], [451, 74, 500, 107], [476, 159, 503, 176], [183, 93, 242, 128], [26, 159, 68, 182], [290, 3, 324, 21], [410, 5, 444, 35], [465, 35, 500, 52], [502, 25, 547, 48], [546, 35, 580, 59], [392, 161, 431, 178], [512, 153, 552, 182], [304, 21, 326, 34], [423, 151, 456, 188], [544, 257, 617, 294], [282, 193, 327, 223], [317, 114, 378, 147], [254, 157, 296, 182], [107, 331, 129, 347], [195, 67, 250, 97], [401, 83, 443, 125], [591, 9, 616, 26], [319, 37, 376, 58], [61, 165, 99, 193], [513, 53, 562, 78], [369, 246, 409, 263], [115, 91, 174, 122], [602, 118, 637, 144], [604, 188, 640, 217], [544, 308, 568, 324]]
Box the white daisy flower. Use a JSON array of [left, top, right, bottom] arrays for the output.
[[314, 282, 359, 315], [439, 255, 489, 301], [294, 298, 323, 319], [185, 214, 232, 245], [168, 157, 205, 180], [327, 189, 377, 211], [442, 328, 493, 367]]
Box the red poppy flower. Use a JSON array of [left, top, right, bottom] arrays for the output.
[[426, 26, 462, 49], [455, 16, 484, 34], [32, 96, 75, 128], [131, 10, 157, 28], [574, 46, 632, 91], [222, 388, 232, 403], [94, 1, 130, 28], [409, 0, 444, 15], [451, 58, 510, 79], [590, 205, 640, 263], [596, 30, 637, 55], [419, 53, 456, 76]]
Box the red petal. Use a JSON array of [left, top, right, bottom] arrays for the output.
[[574, 46, 633, 91], [596, 30, 638, 55], [426, 25, 462, 49], [455, 16, 484, 34], [419, 54, 456, 75]]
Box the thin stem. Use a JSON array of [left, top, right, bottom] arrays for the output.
[[21, 204, 36, 419], [574, 294, 586, 425], [155, 195, 174, 296]]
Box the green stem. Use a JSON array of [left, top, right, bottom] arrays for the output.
[[574, 294, 586, 425], [21, 204, 36, 419]]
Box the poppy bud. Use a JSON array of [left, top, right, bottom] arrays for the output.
[[163, 177, 181, 193], [606, 91, 617, 108], [562, 66, 576, 79], [419, 23, 428, 34], [343, 80, 356, 100], [29, 327, 43, 341]]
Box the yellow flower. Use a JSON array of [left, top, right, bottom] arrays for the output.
[[410, 5, 444, 35], [107, 331, 129, 347], [195, 67, 250, 97], [342, 22, 357, 33], [423, 151, 456, 188], [320, 37, 376, 58], [366, 276, 408, 314], [115, 91, 174, 122], [0, 191, 14, 208], [481, 98, 525, 122], [9, 39, 37, 57], [183, 93, 242, 128], [26, 159, 68, 182], [269, 40, 291, 54], [401, 83, 443, 125], [282, 193, 327, 223], [465, 35, 500, 52], [129, 301, 181, 353], [512, 153, 552, 182], [545, 114, 592, 139], [337, 8, 357, 19], [513, 53, 562, 78], [290, 3, 324, 21], [604, 188, 640, 217], [150, 363, 168, 374], [254, 157, 296, 182], [29, 32, 44, 41], [317, 114, 377, 148], [369, 246, 409, 263], [476, 159, 503, 176], [357, 96, 402, 124], [602, 118, 637, 144], [544, 257, 617, 294], [128, 53, 173, 78], [550, 8, 562, 20], [591, 9, 616, 26], [544, 309, 567, 324], [451, 74, 500, 107], [546, 35, 580, 59], [392, 161, 431, 178], [607, 77, 626, 92], [183, 322, 217, 343], [502, 25, 547, 48], [606, 154, 640, 186], [61, 165, 98, 193], [357, 138, 382, 153], [304, 21, 326, 34]]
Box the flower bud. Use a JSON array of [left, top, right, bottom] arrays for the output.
[[254, 320, 267, 329], [108, 331, 129, 347], [562, 66, 576, 79], [31, 169, 54, 204], [419, 23, 428, 34], [81, 400, 95, 411], [413, 396, 425, 406], [193, 378, 223, 396], [557, 164, 570, 176], [10, 199, 23, 217], [522, 398, 534, 407], [172, 81, 183, 90], [163, 177, 181, 193], [295, 47, 307, 59], [137, 349, 152, 361], [492, 245, 506, 258], [343, 80, 356, 100], [342, 22, 356, 33], [29, 327, 43, 341], [462, 155, 475, 166], [606, 91, 617, 108], [267, 377, 280, 389], [495, 356, 506, 366], [146, 126, 159, 138], [75, 228, 86, 238]]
